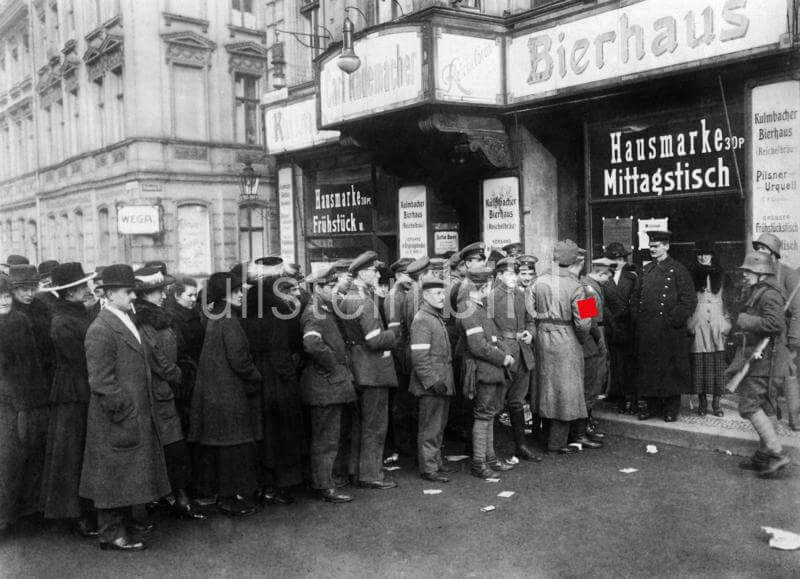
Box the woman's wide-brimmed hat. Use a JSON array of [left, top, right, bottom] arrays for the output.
[[48, 262, 97, 292], [134, 266, 176, 292]]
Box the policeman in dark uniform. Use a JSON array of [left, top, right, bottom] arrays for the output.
[[338, 251, 399, 489]]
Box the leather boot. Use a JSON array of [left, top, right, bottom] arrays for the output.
[[739, 450, 770, 471], [471, 420, 494, 478], [569, 419, 604, 449], [697, 394, 707, 416], [750, 409, 783, 457], [511, 408, 542, 461], [171, 488, 207, 520], [759, 452, 791, 479], [711, 395, 724, 417]]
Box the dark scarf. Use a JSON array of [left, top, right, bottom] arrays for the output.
[[688, 261, 725, 293], [133, 299, 174, 331]]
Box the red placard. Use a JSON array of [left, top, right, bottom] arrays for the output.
[[578, 297, 598, 319]]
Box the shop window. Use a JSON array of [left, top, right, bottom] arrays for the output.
[[177, 204, 212, 276], [235, 73, 260, 145], [232, 0, 256, 29], [238, 204, 267, 262], [173, 64, 207, 140]]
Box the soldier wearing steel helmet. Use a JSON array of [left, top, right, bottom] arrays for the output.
[[731, 251, 791, 478], [752, 233, 800, 430]]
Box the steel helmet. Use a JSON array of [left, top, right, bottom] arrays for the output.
[[752, 233, 782, 258], [738, 251, 775, 275]]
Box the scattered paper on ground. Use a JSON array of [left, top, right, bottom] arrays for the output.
[[619, 468, 639, 474], [423, 489, 442, 495], [507, 457, 520, 465], [646, 445, 658, 454], [383, 465, 400, 471], [445, 455, 469, 462], [480, 505, 496, 512], [383, 453, 399, 465], [485, 478, 500, 483], [497, 491, 515, 498], [762, 527, 800, 550]]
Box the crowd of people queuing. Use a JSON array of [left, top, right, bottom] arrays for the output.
[[0, 228, 797, 552]]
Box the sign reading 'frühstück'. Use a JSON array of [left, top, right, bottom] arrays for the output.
[[590, 112, 745, 199], [507, 0, 787, 104], [306, 181, 374, 236]]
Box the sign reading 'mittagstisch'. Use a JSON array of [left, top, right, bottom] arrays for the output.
[[507, 0, 788, 103]]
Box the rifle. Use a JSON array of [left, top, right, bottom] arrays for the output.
[[726, 280, 800, 392]]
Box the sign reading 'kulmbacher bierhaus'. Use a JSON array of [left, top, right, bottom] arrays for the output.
[[589, 111, 745, 199], [306, 181, 374, 235]]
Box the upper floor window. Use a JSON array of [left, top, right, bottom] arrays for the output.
[[232, 0, 256, 29], [235, 73, 260, 145]]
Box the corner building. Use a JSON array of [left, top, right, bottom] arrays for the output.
[[0, 0, 278, 274], [266, 0, 800, 273]]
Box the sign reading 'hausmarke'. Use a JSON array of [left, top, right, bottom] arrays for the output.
[[507, 0, 787, 103]]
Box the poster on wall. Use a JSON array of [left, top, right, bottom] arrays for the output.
[[398, 185, 428, 258], [602, 216, 633, 252], [306, 181, 374, 236], [278, 167, 296, 262], [751, 80, 800, 269], [482, 176, 520, 250], [177, 204, 212, 276], [637, 217, 669, 249], [434, 231, 459, 255]]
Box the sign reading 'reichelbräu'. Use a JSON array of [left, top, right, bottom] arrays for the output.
[[507, 0, 787, 104], [319, 28, 424, 127], [589, 112, 745, 199], [306, 181, 374, 236]]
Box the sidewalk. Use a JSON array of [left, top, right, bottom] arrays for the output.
[[593, 395, 800, 460]]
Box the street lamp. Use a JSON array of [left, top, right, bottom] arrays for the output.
[[238, 162, 261, 202], [337, 14, 360, 74]]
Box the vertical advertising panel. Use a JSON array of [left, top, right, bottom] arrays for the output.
[[398, 185, 428, 258], [278, 166, 296, 262], [751, 80, 800, 268], [482, 176, 520, 250], [177, 204, 212, 276]]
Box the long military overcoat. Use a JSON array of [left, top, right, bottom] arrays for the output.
[[633, 256, 697, 398], [409, 303, 455, 397], [80, 308, 171, 509]]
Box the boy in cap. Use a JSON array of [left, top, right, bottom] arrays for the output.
[[732, 252, 792, 478], [752, 233, 800, 430], [337, 251, 399, 489], [410, 277, 454, 482]]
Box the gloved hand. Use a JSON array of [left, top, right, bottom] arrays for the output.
[[430, 381, 448, 395]]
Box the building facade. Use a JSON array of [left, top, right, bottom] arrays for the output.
[[265, 0, 800, 274], [0, 0, 278, 275]]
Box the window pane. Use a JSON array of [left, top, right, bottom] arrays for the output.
[[238, 205, 251, 228], [249, 207, 263, 228], [174, 65, 206, 140]]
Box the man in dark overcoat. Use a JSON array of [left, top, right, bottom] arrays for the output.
[[300, 266, 357, 503], [338, 251, 399, 489], [80, 265, 170, 551], [633, 230, 697, 421], [602, 242, 639, 414]]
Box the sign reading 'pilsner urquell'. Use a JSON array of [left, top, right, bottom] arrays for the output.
[[507, 0, 787, 103], [319, 28, 424, 127]]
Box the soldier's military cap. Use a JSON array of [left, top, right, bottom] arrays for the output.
[[466, 266, 493, 285], [429, 257, 446, 271], [516, 254, 538, 270], [502, 242, 523, 257], [460, 242, 486, 261], [646, 230, 672, 243], [739, 251, 775, 275], [390, 257, 414, 274], [331, 259, 353, 273], [447, 250, 463, 269], [604, 242, 631, 259], [421, 277, 445, 290], [406, 255, 431, 278], [553, 239, 585, 266], [752, 232, 782, 258], [494, 257, 520, 273], [348, 250, 379, 274], [303, 266, 337, 285]]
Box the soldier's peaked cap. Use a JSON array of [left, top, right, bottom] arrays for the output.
[[466, 266, 493, 285], [461, 242, 485, 260], [494, 257, 519, 273], [390, 257, 414, 274], [348, 250, 378, 274], [646, 230, 672, 243], [517, 254, 538, 268], [406, 255, 431, 277]]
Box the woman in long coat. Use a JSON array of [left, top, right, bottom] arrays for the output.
[[189, 272, 262, 517], [40, 264, 98, 535], [0, 273, 49, 533]]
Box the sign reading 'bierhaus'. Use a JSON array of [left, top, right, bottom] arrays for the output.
[[319, 28, 424, 127], [482, 177, 521, 249], [589, 112, 745, 199], [506, 0, 787, 104], [306, 181, 374, 236]]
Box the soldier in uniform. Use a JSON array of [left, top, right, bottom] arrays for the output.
[[489, 257, 540, 461], [385, 258, 416, 457], [331, 259, 354, 296], [603, 242, 639, 414], [458, 267, 516, 477], [633, 230, 697, 422], [502, 242, 523, 259], [752, 233, 800, 430], [300, 266, 357, 502], [410, 278, 455, 483], [338, 251, 399, 490], [532, 241, 594, 454], [732, 252, 791, 478]]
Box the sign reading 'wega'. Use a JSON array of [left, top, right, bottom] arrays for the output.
[[506, 0, 788, 103]]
